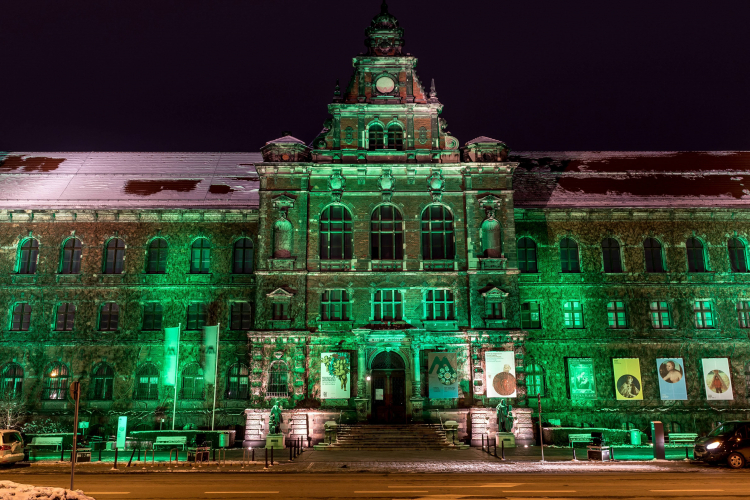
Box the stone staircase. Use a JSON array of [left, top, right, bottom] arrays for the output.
[[323, 424, 461, 450]]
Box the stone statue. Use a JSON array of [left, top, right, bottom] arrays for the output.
[[269, 401, 283, 434], [496, 398, 515, 433]]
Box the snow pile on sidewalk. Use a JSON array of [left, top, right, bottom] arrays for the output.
[[0, 481, 95, 500]]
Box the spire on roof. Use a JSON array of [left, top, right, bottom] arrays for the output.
[[365, 0, 404, 56], [430, 79, 437, 99], [333, 79, 342, 102]]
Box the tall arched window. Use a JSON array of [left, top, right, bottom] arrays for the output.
[[525, 361, 545, 397], [233, 238, 254, 274], [320, 206, 353, 260], [104, 238, 125, 274], [387, 124, 404, 150], [601, 238, 623, 273], [267, 361, 289, 397], [91, 363, 114, 400], [180, 363, 204, 400], [729, 238, 748, 273], [686, 237, 707, 272], [44, 362, 69, 400], [371, 205, 403, 260], [517, 237, 537, 273], [559, 237, 580, 273], [60, 238, 82, 274], [146, 238, 168, 274], [135, 364, 159, 400], [1, 363, 24, 399], [644, 237, 665, 272], [190, 238, 211, 274], [421, 205, 454, 260], [226, 363, 249, 400], [17, 238, 39, 274], [368, 124, 384, 150]]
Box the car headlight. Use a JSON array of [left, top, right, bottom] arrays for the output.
[[706, 442, 721, 450]]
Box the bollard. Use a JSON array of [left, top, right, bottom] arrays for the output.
[[265, 448, 268, 468], [137, 449, 141, 462], [213, 448, 216, 462], [98, 448, 102, 462], [271, 446, 274, 466], [61, 447, 66, 462], [289, 444, 293, 461], [252, 448, 255, 462], [481, 434, 485, 452], [494, 440, 498, 458], [501, 440, 505, 461], [685, 446, 690, 460], [572, 446, 577, 461], [113, 448, 119, 470], [610, 446, 615, 461]]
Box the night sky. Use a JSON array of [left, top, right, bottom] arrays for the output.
[[2, 1, 749, 152]]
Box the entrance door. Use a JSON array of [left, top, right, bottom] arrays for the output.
[[370, 351, 407, 424]]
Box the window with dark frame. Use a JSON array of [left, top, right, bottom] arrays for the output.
[[135, 364, 159, 400], [487, 301, 505, 320], [374, 289, 403, 321], [44, 362, 69, 400], [99, 302, 119, 331], [321, 290, 350, 321], [146, 238, 168, 274], [525, 361, 545, 397], [650, 301, 671, 328], [60, 238, 82, 274], [559, 238, 581, 273], [387, 124, 404, 150], [186, 302, 207, 330], [231, 302, 252, 330], [1, 363, 23, 399], [737, 301, 750, 328], [272, 302, 289, 321], [104, 238, 126, 274], [602, 238, 623, 273], [607, 301, 628, 329], [563, 301, 584, 328], [686, 237, 707, 272], [644, 238, 665, 272], [190, 238, 211, 274], [425, 290, 455, 320], [368, 124, 384, 150], [517, 237, 538, 273], [142, 302, 163, 331], [180, 363, 204, 400], [520, 301, 541, 329], [226, 363, 249, 399], [55, 303, 76, 331], [371, 205, 404, 260], [17, 238, 39, 274], [11, 303, 31, 331], [694, 300, 715, 328], [233, 238, 254, 274], [320, 205, 353, 260], [421, 205, 455, 260], [91, 364, 114, 400], [267, 361, 289, 397], [729, 238, 748, 273]]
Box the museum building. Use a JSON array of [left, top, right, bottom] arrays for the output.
[[2, 3, 750, 446]]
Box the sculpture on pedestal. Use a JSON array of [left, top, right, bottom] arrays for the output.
[[496, 398, 515, 433], [269, 401, 283, 434]]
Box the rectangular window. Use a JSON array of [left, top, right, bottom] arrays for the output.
[[694, 300, 715, 329], [186, 302, 206, 330], [488, 301, 505, 320], [425, 290, 455, 320], [99, 303, 119, 331], [321, 290, 350, 321], [563, 301, 584, 328], [607, 301, 628, 329], [272, 302, 289, 321], [231, 302, 252, 330], [738, 301, 750, 328], [520, 301, 541, 329], [55, 303, 76, 331], [142, 303, 163, 331], [374, 290, 403, 321], [650, 301, 671, 329], [11, 303, 32, 331]]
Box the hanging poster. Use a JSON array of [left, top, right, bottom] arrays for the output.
[[320, 352, 350, 399], [656, 357, 688, 400], [428, 352, 459, 398], [613, 358, 643, 400], [702, 358, 734, 401], [485, 351, 517, 398], [567, 358, 597, 400], [203, 325, 219, 384], [163, 326, 181, 386]]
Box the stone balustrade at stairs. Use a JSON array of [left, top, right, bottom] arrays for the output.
[[320, 424, 467, 451]]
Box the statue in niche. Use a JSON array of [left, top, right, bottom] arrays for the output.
[[481, 208, 502, 258], [496, 398, 515, 433], [273, 212, 292, 258]]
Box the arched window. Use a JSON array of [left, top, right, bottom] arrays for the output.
[[17, 238, 39, 274], [146, 238, 168, 274], [601, 238, 623, 273], [559, 238, 580, 273], [371, 205, 403, 260], [421, 205, 455, 260], [91, 363, 114, 400], [729, 238, 748, 273], [44, 362, 69, 400], [320, 205, 353, 260], [686, 237, 706, 272], [517, 237, 537, 273], [387, 124, 404, 150], [135, 364, 159, 400], [1, 363, 23, 399], [10, 303, 31, 331], [368, 124, 384, 150], [180, 363, 204, 400], [60, 238, 82, 274], [233, 238, 254, 274], [644, 238, 665, 272], [99, 302, 119, 331], [190, 238, 211, 274], [481, 218, 502, 258], [525, 361, 545, 397], [267, 361, 289, 397], [104, 238, 125, 274], [226, 363, 249, 400]]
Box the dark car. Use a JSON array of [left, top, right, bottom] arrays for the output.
[[694, 421, 750, 468]]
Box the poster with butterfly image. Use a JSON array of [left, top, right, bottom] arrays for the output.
[[702, 358, 734, 401]]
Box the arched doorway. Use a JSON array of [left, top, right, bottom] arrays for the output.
[[371, 351, 406, 424]]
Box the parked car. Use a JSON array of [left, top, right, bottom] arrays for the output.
[[694, 421, 750, 468], [0, 430, 25, 465]]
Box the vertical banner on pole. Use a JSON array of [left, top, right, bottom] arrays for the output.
[[702, 358, 733, 400], [164, 326, 181, 386], [428, 352, 458, 398], [485, 351, 517, 398], [116, 416, 127, 450], [204, 325, 219, 384], [613, 358, 643, 400]]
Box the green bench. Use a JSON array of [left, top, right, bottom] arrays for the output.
[[668, 433, 698, 445], [28, 436, 64, 452], [153, 436, 187, 451], [568, 433, 592, 447]]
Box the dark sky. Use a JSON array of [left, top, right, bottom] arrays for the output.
[[2, 1, 749, 152]]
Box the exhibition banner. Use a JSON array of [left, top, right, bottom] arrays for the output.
[[485, 351, 517, 398], [702, 357, 734, 400], [428, 352, 459, 398], [163, 326, 180, 386], [613, 358, 643, 400], [203, 325, 219, 384], [321, 352, 350, 399], [568, 358, 597, 400], [656, 357, 688, 400]]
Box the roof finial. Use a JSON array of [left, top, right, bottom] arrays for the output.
[[430, 78, 437, 99], [381, 0, 389, 14], [334, 79, 341, 96]]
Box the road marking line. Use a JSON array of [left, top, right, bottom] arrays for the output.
[[650, 490, 724, 492], [85, 493, 130, 495], [204, 492, 279, 495], [356, 491, 428, 494], [502, 491, 576, 493], [389, 484, 522, 489]]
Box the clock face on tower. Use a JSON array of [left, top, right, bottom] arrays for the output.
[[375, 76, 395, 94]]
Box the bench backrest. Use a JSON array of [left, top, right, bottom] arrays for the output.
[[669, 433, 698, 439], [569, 434, 592, 439], [31, 437, 64, 445], [155, 436, 187, 443]]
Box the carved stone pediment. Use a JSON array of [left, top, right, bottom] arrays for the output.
[[266, 287, 295, 300], [272, 194, 296, 210], [481, 287, 509, 300]]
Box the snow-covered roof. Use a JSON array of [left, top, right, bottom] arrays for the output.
[[512, 151, 750, 208], [0, 152, 261, 210]]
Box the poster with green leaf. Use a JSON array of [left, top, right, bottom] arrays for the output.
[[428, 352, 458, 398]]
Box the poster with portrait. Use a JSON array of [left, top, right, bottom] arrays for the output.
[[567, 358, 597, 400], [320, 352, 350, 399], [613, 358, 643, 400], [485, 351, 517, 398], [702, 358, 734, 401], [656, 357, 688, 400], [428, 352, 459, 398]]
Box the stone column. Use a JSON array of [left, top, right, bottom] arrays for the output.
[[354, 343, 369, 422], [409, 343, 425, 422]]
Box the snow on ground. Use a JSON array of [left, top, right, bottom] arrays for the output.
[[0, 481, 95, 500]]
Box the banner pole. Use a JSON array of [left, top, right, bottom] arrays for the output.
[[172, 323, 181, 431], [211, 323, 221, 431]]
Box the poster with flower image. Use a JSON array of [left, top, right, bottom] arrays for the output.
[[428, 352, 458, 398], [702, 357, 733, 401]]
